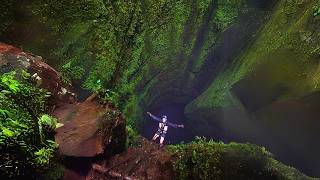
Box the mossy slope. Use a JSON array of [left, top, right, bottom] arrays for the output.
[[184, 0, 320, 177], [169, 138, 312, 180], [186, 0, 320, 112]]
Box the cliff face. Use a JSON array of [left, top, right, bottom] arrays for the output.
[[0, 0, 274, 127], [185, 0, 320, 176]]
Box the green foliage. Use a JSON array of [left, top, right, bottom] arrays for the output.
[[126, 125, 140, 147], [34, 140, 57, 167], [83, 50, 117, 91], [0, 71, 20, 94], [61, 60, 85, 84], [168, 137, 306, 180], [30, 0, 101, 34], [0, 0, 16, 35], [1, 0, 246, 132], [98, 89, 120, 107], [38, 114, 58, 142], [123, 95, 142, 129], [0, 71, 58, 178], [314, 4, 320, 16], [215, 0, 247, 30], [39, 114, 58, 130], [97, 110, 126, 154], [3, 0, 247, 134], [189, 0, 320, 110]]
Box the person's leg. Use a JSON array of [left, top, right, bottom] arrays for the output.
[[160, 136, 165, 145], [159, 132, 166, 147], [152, 133, 159, 141]]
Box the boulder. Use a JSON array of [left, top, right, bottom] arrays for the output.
[[0, 42, 76, 103], [53, 94, 126, 157]]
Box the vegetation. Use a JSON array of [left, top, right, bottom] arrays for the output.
[[0, 0, 250, 131], [168, 138, 308, 180], [314, 4, 320, 16], [0, 1, 318, 178], [0, 71, 60, 178], [98, 109, 126, 154], [60, 60, 85, 85], [189, 0, 320, 110], [126, 125, 141, 148], [0, 0, 15, 35]]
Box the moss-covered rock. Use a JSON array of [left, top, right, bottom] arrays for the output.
[[168, 138, 311, 180]]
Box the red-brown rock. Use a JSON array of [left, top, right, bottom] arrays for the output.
[[86, 138, 175, 180], [0, 42, 76, 103], [53, 94, 126, 157]]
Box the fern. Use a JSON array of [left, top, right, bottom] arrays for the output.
[[38, 114, 58, 142], [0, 71, 20, 94], [0, 71, 56, 178], [34, 140, 57, 167]]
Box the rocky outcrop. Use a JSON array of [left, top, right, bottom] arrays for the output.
[[53, 94, 126, 157], [0, 42, 76, 103], [0, 43, 127, 177], [86, 138, 311, 180], [87, 138, 175, 180]]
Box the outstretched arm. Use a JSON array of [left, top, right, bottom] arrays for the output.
[[167, 122, 184, 128], [147, 112, 161, 122]]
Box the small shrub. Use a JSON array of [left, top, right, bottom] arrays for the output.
[[0, 71, 20, 94], [34, 140, 57, 167], [61, 60, 85, 83], [126, 125, 140, 147], [38, 114, 58, 142], [98, 88, 120, 107], [38, 114, 58, 130]]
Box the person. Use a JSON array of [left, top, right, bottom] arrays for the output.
[[147, 112, 184, 148]]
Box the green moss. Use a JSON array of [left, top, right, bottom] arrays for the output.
[[187, 0, 320, 111], [168, 138, 310, 180], [1, 0, 251, 132], [314, 3, 320, 16]]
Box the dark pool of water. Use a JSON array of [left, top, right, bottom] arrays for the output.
[[142, 103, 195, 144]]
